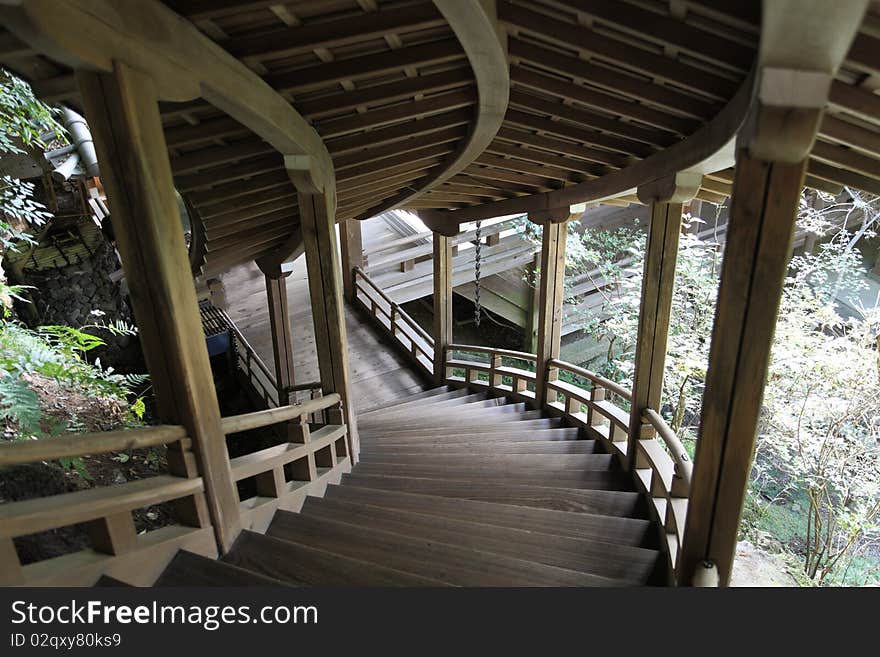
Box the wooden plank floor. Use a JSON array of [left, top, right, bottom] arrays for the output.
[[223, 256, 427, 413]]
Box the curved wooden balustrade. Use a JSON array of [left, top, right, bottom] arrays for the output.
[[441, 345, 692, 580], [0, 393, 348, 586], [353, 267, 434, 378]]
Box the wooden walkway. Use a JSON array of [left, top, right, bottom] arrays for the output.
[[224, 258, 427, 413]]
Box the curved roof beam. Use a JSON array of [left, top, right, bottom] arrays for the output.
[[422, 67, 756, 227], [0, 0, 334, 194], [352, 0, 509, 222]]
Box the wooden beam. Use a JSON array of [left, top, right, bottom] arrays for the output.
[[266, 39, 465, 94], [627, 173, 700, 468], [263, 270, 296, 406], [507, 38, 718, 120], [78, 62, 240, 552], [334, 126, 467, 170], [500, 4, 739, 100], [326, 108, 472, 155], [681, 151, 808, 586], [225, 4, 445, 62], [433, 232, 453, 385], [353, 0, 510, 222], [298, 190, 359, 461], [534, 218, 568, 408], [297, 67, 472, 120], [339, 219, 363, 303]]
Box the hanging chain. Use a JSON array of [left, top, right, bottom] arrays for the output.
[[474, 220, 482, 327]]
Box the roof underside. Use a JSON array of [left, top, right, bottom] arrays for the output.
[[2, 0, 879, 277]]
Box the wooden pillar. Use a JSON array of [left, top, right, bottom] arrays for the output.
[[681, 151, 808, 586], [298, 190, 360, 462], [263, 269, 295, 406], [78, 63, 240, 552], [628, 173, 701, 467], [339, 219, 363, 302], [432, 232, 453, 385], [533, 210, 572, 408], [524, 252, 540, 353]]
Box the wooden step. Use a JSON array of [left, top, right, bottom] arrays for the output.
[[352, 463, 631, 490], [360, 386, 459, 414], [360, 403, 532, 430], [225, 530, 449, 586], [300, 497, 660, 584], [155, 550, 287, 586], [327, 482, 652, 540], [360, 425, 578, 444], [358, 410, 549, 435], [267, 510, 624, 587], [360, 439, 598, 455], [359, 393, 508, 423], [357, 453, 613, 470]]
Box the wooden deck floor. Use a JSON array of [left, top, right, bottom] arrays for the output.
[[223, 257, 428, 413]]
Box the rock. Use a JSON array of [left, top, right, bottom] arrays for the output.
[[730, 540, 801, 586], [111, 469, 127, 485]]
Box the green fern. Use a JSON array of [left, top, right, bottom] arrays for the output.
[[0, 375, 41, 435]]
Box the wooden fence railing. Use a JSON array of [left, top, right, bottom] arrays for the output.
[[442, 345, 691, 580], [353, 267, 434, 377], [0, 393, 348, 586], [221, 308, 322, 409]]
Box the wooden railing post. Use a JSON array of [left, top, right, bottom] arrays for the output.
[[261, 265, 296, 407], [627, 173, 701, 467], [681, 1, 866, 586], [432, 230, 453, 385], [78, 63, 241, 552], [533, 209, 574, 408], [293, 169, 360, 463], [340, 219, 364, 303]]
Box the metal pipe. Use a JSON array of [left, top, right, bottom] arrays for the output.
[[59, 106, 99, 178]]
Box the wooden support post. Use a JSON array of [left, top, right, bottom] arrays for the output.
[[524, 252, 540, 353], [298, 190, 360, 462], [78, 63, 241, 552], [339, 219, 363, 302], [680, 151, 808, 586], [433, 232, 453, 385], [85, 513, 138, 556], [263, 269, 296, 406], [628, 173, 700, 467], [533, 210, 572, 408]]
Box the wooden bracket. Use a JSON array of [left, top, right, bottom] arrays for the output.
[[285, 154, 325, 195], [528, 207, 577, 224], [637, 172, 702, 204], [418, 209, 460, 237]]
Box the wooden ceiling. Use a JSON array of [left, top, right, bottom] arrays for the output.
[[2, 0, 879, 277]]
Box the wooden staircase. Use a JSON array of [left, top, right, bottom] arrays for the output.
[[155, 387, 665, 586]]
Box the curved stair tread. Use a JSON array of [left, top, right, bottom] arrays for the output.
[[358, 387, 469, 416], [156, 550, 289, 587], [359, 426, 578, 443], [359, 440, 598, 455], [225, 530, 450, 587], [328, 481, 653, 541], [356, 453, 613, 470], [360, 403, 533, 430], [267, 510, 626, 587], [300, 496, 661, 584], [359, 394, 511, 423], [358, 414, 558, 437], [352, 464, 633, 490]]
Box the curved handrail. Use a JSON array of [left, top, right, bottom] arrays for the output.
[[448, 344, 536, 363], [220, 393, 341, 435], [643, 407, 693, 487], [548, 358, 632, 402]]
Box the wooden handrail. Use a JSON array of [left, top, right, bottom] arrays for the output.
[[284, 381, 323, 393], [0, 425, 188, 467], [548, 358, 633, 402], [220, 393, 341, 434], [449, 343, 537, 363], [643, 408, 693, 486]]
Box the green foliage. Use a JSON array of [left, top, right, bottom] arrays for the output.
[[568, 190, 880, 585], [0, 68, 65, 250], [0, 376, 41, 435]]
